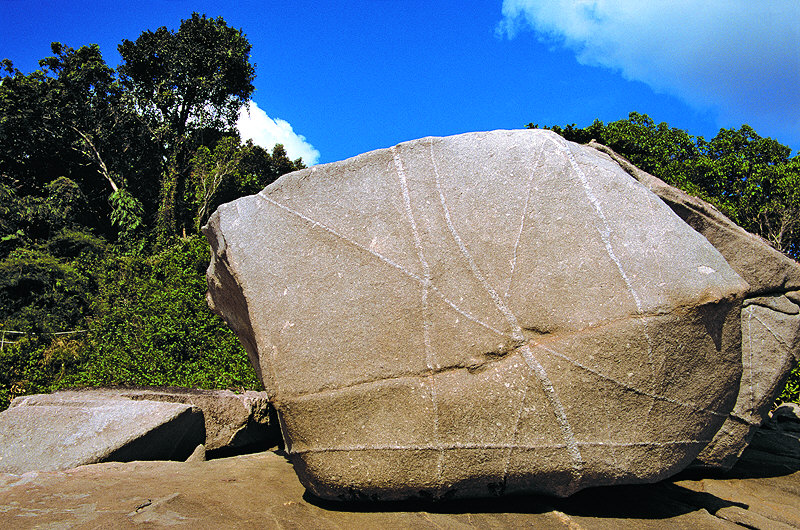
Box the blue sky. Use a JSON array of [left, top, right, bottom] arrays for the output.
[[1, 0, 798, 165]]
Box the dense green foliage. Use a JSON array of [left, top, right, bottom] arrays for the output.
[[535, 113, 800, 403], [0, 236, 261, 409], [69, 236, 260, 390], [0, 14, 303, 410]]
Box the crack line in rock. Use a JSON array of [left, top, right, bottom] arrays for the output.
[[751, 311, 793, 353], [749, 310, 795, 413], [499, 366, 530, 491], [429, 139, 523, 339], [748, 309, 755, 411], [532, 341, 728, 420], [555, 139, 656, 383], [289, 439, 711, 455], [280, 357, 522, 402], [429, 138, 584, 488], [391, 145, 444, 490], [504, 137, 545, 301], [255, 190, 507, 338], [276, 326, 742, 416], [517, 344, 583, 478]]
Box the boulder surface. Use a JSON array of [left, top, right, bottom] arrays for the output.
[[589, 141, 800, 469], [204, 129, 748, 500]]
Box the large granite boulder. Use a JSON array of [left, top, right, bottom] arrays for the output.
[[204, 129, 748, 500], [589, 141, 800, 470], [0, 394, 204, 474]]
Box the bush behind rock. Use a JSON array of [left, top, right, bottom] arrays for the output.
[[0, 235, 260, 410]]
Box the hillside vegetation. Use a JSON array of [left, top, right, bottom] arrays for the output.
[[1, 14, 798, 409]]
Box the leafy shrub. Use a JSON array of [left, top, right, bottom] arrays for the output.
[[109, 188, 145, 240], [44, 229, 107, 260], [44, 177, 93, 230], [63, 236, 260, 390], [0, 247, 94, 333], [0, 335, 87, 410], [779, 363, 800, 404]]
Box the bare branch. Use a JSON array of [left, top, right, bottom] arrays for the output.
[[68, 125, 119, 192]]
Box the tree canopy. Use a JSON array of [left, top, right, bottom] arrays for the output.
[[117, 13, 258, 239], [118, 13, 255, 144], [0, 13, 303, 409]]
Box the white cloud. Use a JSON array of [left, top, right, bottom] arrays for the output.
[[236, 101, 320, 165], [498, 0, 800, 138]]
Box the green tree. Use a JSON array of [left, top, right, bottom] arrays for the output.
[[0, 44, 155, 240], [693, 126, 800, 255], [187, 139, 305, 231], [38, 43, 123, 195], [117, 13, 256, 239]]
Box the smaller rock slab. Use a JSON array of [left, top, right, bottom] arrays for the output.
[[12, 387, 279, 454], [0, 396, 204, 474], [121, 388, 277, 453]]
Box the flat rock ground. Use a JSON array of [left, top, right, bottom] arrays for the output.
[[0, 427, 798, 529]]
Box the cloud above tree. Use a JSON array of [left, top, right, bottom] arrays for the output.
[[237, 101, 320, 165], [498, 0, 800, 139]]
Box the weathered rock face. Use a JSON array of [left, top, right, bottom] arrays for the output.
[[702, 299, 800, 467], [204, 129, 748, 500], [589, 142, 800, 470], [0, 395, 204, 474]]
